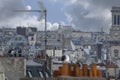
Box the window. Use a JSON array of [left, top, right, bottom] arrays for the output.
[[114, 49, 119, 57], [118, 15, 120, 25], [117, 15, 120, 25], [115, 33, 118, 37], [114, 15, 116, 25], [31, 37, 34, 41]]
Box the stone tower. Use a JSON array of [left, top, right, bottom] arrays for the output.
[[110, 7, 120, 40], [110, 6, 120, 59]]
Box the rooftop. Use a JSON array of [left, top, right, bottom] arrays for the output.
[[106, 63, 118, 68]]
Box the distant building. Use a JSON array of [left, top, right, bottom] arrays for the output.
[[72, 30, 92, 38], [8, 35, 28, 48], [109, 6, 120, 59], [37, 31, 63, 50], [57, 25, 73, 38], [17, 26, 37, 37], [28, 33, 37, 46], [106, 63, 119, 79], [96, 43, 103, 59], [28, 27, 37, 33], [26, 27, 37, 37], [17, 27, 27, 37], [110, 7, 120, 40]]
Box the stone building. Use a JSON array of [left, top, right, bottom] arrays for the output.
[[109, 6, 120, 59], [0, 57, 26, 80]]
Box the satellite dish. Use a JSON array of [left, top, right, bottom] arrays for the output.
[[78, 62, 83, 69], [61, 55, 70, 62]]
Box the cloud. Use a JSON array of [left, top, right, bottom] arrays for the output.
[[65, 0, 117, 32], [0, 15, 59, 31], [26, 5, 31, 10], [0, 0, 27, 22], [50, 0, 120, 32], [0, 0, 59, 31], [1, 0, 119, 32]]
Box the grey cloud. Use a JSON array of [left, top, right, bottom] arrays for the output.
[[54, 0, 120, 32], [0, 0, 27, 23]]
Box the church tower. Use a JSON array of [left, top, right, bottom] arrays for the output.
[[110, 7, 120, 40], [110, 6, 120, 59]]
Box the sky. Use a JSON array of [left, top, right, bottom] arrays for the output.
[[0, 0, 120, 32]]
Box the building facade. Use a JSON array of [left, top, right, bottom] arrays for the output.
[[110, 6, 120, 59]]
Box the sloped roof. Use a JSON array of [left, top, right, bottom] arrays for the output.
[[26, 65, 51, 78], [26, 59, 42, 66]]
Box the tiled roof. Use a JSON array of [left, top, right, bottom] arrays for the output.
[[106, 63, 118, 68]]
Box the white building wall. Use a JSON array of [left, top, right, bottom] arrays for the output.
[[47, 50, 62, 57]]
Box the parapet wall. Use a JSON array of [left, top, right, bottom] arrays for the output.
[[20, 77, 106, 80], [0, 57, 26, 80]]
